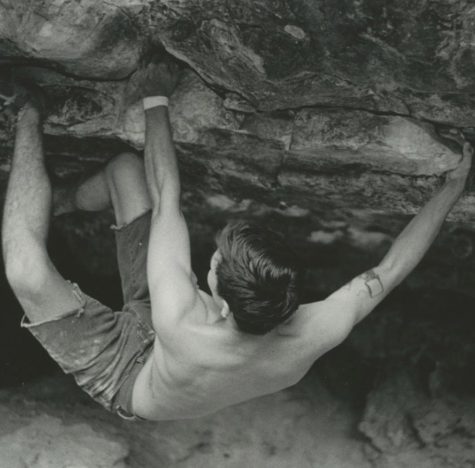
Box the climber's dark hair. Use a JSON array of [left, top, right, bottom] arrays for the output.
[[215, 221, 301, 335]]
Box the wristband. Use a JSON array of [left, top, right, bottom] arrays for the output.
[[143, 96, 169, 110]]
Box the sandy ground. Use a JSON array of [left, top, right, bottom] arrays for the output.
[[0, 372, 370, 468]]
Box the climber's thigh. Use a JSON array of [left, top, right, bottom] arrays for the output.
[[9, 255, 83, 325], [113, 210, 151, 308], [106, 152, 152, 228], [20, 280, 155, 412]]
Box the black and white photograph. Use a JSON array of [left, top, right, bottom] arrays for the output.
[[0, 1, 474, 467]]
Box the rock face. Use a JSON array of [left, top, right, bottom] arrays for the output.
[[2, 0, 475, 123], [151, 0, 475, 124], [1, 0, 475, 229]]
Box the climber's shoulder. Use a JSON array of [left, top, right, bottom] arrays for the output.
[[292, 300, 355, 355]]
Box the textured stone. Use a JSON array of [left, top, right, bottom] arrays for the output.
[[1, 0, 475, 121], [0, 0, 143, 79], [0, 414, 128, 468], [1, 0, 474, 233], [148, 0, 475, 121], [1, 69, 472, 229], [0, 376, 370, 468], [290, 110, 461, 175], [359, 371, 475, 468], [123, 70, 241, 146]]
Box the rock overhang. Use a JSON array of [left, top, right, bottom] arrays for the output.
[[0, 0, 475, 286]]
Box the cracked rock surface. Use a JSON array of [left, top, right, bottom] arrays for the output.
[[1, 0, 475, 226]]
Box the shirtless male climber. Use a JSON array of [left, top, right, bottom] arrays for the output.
[[2, 61, 473, 421]]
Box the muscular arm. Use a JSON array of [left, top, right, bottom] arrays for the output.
[[141, 66, 197, 327], [333, 176, 466, 324], [144, 106, 180, 213], [303, 143, 472, 347]]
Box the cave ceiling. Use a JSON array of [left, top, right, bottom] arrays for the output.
[[1, 0, 475, 295]]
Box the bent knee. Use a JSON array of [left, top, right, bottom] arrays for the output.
[[5, 251, 53, 298], [104, 152, 151, 225], [105, 152, 144, 186]]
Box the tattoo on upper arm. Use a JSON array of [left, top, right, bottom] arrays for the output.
[[361, 269, 384, 298]]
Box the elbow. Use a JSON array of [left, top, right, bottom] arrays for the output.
[[377, 256, 405, 290], [4, 256, 32, 293], [4, 256, 21, 286], [155, 184, 181, 214], [3, 248, 48, 296], [3, 240, 23, 287], [379, 250, 398, 272]]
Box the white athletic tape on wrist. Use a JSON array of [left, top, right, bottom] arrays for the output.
[[143, 96, 169, 110]]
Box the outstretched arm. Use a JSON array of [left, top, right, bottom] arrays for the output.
[[303, 142, 473, 346], [139, 62, 197, 327], [144, 105, 180, 212], [139, 61, 181, 213]]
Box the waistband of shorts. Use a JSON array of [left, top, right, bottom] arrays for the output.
[[113, 343, 153, 421]]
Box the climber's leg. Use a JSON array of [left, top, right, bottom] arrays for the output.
[[2, 100, 81, 322], [53, 151, 153, 307], [53, 170, 112, 216], [104, 152, 152, 227], [2, 101, 154, 414], [54, 152, 152, 226]]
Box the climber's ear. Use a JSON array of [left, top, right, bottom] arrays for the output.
[[220, 300, 231, 319]]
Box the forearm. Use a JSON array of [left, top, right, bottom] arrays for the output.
[[3, 105, 51, 280], [381, 178, 464, 281], [144, 106, 180, 211], [3, 106, 51, 246], [323, 144, 472, 327]]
